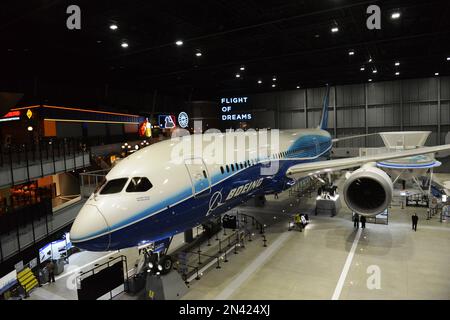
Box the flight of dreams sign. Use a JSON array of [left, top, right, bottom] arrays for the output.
[[219, 97, 252, 121]]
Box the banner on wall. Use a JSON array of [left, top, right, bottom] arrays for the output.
[[139, 118, 152, 137]]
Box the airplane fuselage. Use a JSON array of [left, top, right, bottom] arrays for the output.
[[70, 129, 332, 251]]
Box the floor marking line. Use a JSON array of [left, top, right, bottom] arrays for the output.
[[331, 228, 362, 300], [215, 232, 293, 300]]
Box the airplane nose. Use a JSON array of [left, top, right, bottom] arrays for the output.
[[70, 204, 110, 250]]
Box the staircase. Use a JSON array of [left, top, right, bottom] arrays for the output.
[[17, 267, 39, 294]]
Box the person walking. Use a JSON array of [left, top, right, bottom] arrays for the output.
[[353, 213, 360, 228], [412, 213, 419, 231], [360, 215, 366, 229], [47, 260, 55, 283]]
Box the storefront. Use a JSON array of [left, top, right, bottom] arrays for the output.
[[1, 105, 145, 146]]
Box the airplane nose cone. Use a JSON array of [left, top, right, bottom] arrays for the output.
[[70, 204, 110, 250]]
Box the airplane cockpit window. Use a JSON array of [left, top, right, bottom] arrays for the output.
[[94, 178, 106, 194], [126, 177, 153, 192], [100, 178, 128, 195]]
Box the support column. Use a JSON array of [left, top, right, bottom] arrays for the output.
[[364, 83, 369, 147], [400, 80, 404, 131], [184, 229, 194, 243], [437, 78, 441, 145], [304, 89, 308, 128], [334, 86, 338, 138]]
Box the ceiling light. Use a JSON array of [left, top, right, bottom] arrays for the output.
[[272, 84, 276, 88], [257, 80, 262, 84], [121, 42, 129, 48], [296, 86, 300, 89], [372, 69, 377, 74], [240, 66, 245, 71], [349, 50, 355, 56], [175, 40, 183, 46], [368, 58, 373, 63], [235, 73, 240, 78], [360, 67, 365, 71], [395, 72, 400, 76], [368, 79, 373, 82], [109, 24, 118, 30], [395, 61, 400, 66], [331, 27, 339, 33], [195, 51, 202, 57], [391, 12, 401, 19], [446, 57, 450, 61], [272, 77, 277, 81], [435, 72, 439, 76]]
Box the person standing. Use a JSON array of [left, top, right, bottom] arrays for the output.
[[360, 215, 366, 229], [412, 213, 419, 231], [47, 260, 55, 283], [353, 213, 360, 228]]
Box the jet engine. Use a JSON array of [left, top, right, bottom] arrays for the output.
[[343, 164, 393, 216]]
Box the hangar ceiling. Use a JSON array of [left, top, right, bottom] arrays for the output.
[[1, 0, 450, 100]]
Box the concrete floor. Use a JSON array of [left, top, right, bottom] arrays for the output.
[[27, 174, 450, 300], [182, 175, 450, 300]]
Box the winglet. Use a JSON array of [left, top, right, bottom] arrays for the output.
[[319, 85, 330, 130]]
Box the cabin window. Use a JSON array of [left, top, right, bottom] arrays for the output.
[[202, 170, 208, 179], [240, 163, 244, 169], [100, 178, 128, 195], [220, 166, 224, 174], [244, 162, 247, 168], [126, 177, 153, 193], [226, 165, 230, 173], [231, 164, 235, 171]]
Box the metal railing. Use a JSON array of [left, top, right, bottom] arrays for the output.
[[177, 211, 266, 283], [79, 169, 110, 198]]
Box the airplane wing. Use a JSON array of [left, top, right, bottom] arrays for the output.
[[331, 133, 380, 143], [286, 144, 450, 176]]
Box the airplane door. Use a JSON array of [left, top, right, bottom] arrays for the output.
[[184, 157, 211, 198]]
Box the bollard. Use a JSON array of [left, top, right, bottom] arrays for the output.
[[224, 250, 228, 263], [263, 235, 267, 247], [195, 268, 200, 280], [218, 240, 222, 253], [216, 257, 221, 269], [198, 252, 202, 265]]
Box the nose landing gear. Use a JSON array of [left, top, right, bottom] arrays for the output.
[[140, 237, 174, 275]]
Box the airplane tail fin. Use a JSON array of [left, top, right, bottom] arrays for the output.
[[319, 85, 330, 130]]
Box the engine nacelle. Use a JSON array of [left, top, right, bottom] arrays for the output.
[[343, 165, 393, 217]]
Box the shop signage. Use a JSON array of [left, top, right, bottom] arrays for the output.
[[178, 112, 189, 128], [158, 115, 176, 129], [0, 110, 21, 122], [219, 96, 252, 121]]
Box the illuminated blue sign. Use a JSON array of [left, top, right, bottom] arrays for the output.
[[178, 112, 189, 128]]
